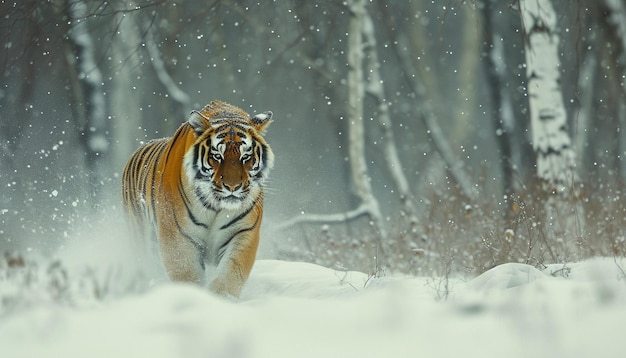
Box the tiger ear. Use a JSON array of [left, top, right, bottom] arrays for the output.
[[188, 110, 212, 135], [250, 111, 272, 133]]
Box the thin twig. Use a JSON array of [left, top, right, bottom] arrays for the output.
[[276, 203, 371, 230]]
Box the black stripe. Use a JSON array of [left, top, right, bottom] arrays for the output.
[[135, 144, 157, 203], [195, 187, 218, 211], [147, 142, 167, 226], [214, 123, 250, 133], [192, 142, 200, 170], [200, 145, 209, 168], [259, 143, 267, 167], [219, 197, 259, 230], [217, 216, 259, 262], [178, 176, 193, 208], [163, 126, 187, 165], [213, 124, 230, 133], [133, 143, 155, 190], [253, 143, 266, 180], [178, 178, 209, 229], [193, 145, 206, 179], [173, 211, 207, 270]]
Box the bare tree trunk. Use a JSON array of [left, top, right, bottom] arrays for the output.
[[143, 18, 190, 120], [109, 5, 143, 170], [361, 11, 417, 229], [346, 0, 386, 247], [480, 0, 515, 201], [0, 45, 36, 248], [65, 0, 110, 202], [520, 0, 585, 253], [277, 0, 387, 257], [601, 0, 626, 182], [604, 0, 626, 76], [393, 34, 477, 201], [573, 38, 596, 173], [452, 4, 480, 143], [620, 104, 626, 180]]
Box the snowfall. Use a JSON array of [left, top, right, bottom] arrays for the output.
[[1, 229, 626, 358]]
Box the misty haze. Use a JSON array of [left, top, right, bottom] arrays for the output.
[[1, 1, 626, 357]]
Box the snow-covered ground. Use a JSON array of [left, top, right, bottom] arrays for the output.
[[1, 252, 626, 358]]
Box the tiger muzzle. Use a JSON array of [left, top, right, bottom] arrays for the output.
[[218, 155, 246, 193]]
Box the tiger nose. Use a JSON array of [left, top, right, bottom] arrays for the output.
[[224, 183, 242, 192]]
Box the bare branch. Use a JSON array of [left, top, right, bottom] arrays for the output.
[[143, 20, 190, 113], [276, 203, 371, 230], [362, 10, 417, 226]]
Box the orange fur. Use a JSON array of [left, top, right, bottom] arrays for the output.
[[122, 101, 273, 297]]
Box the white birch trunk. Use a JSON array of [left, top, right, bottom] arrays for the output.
[[346, 0, 386, 248], [520, 0, 584, 251], [277, 0, 387, 256], [66, 0, 110, 199], [362, 11, 417, 228], [110, 6, 143, 170]]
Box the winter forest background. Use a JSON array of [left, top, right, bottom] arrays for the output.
[[2, 0, 626, 276]]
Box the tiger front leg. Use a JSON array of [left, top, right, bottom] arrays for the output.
[[158, 230, 204, 285], [210, 233, 260, 298]]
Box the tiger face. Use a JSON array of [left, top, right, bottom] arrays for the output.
[[183, 102, 273, 211]]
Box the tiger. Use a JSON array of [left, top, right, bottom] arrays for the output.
[[121, 100, 274, 297]]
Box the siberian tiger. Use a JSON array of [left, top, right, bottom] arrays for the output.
[[121, 100, 274, 297]]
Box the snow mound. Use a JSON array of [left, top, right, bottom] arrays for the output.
[[242, 260, 369, 299], [1, 258, 626, 358], [466, 262, 547, 291]]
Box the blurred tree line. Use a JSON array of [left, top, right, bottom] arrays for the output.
[[1, 0, 625, 273]]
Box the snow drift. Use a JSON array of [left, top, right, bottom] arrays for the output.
[[1, 256, 626, 358]]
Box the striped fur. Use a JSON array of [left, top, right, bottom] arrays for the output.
[[122, 100, 273, 297]]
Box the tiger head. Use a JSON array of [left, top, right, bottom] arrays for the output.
[[184, 101, 274, 211]]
